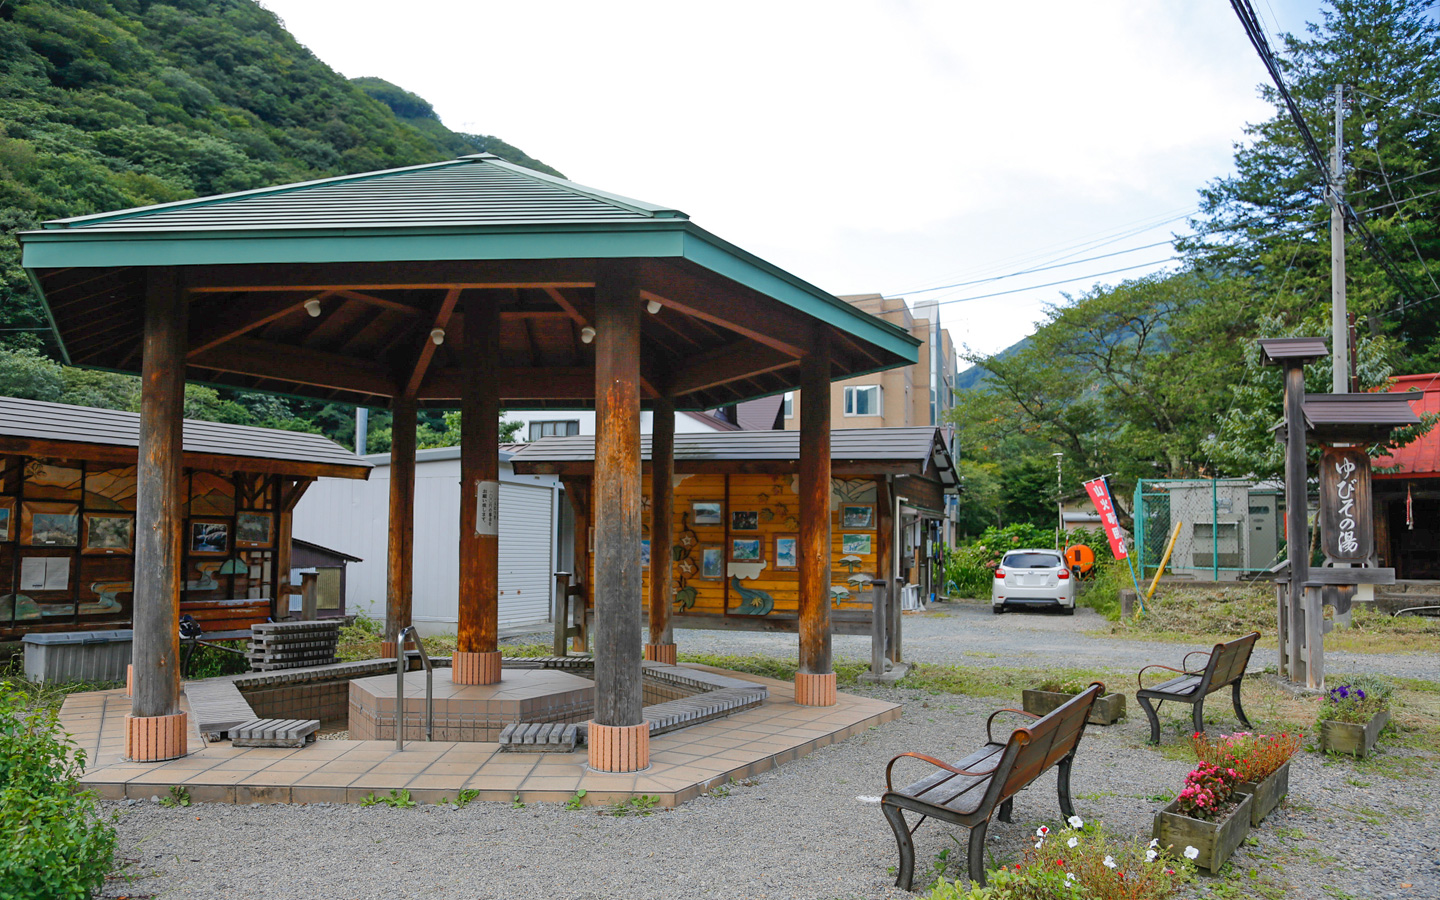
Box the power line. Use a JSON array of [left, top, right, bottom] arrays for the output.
[[925, 258, 1179, 308], [1350, 87, 1440, 121], [901, 239, 1186, 296], [1356, 186, 1440, 216]]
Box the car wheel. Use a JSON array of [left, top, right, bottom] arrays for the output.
[[992, 605, 1004, 614], [1063, 606, 1076, 616]]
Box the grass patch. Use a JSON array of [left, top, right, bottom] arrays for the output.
[[0, 656, 120, 714], [678, 652, 869, 686], [1093, 583, 1440, 654], [336, 611, 552, 662]]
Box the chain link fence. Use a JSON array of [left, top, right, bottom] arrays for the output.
[[1132, 479, 1285, 581]]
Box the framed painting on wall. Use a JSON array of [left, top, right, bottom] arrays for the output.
[[729, 537, 763, 563], [235, 512, 273, 548], [840, 504, 875, 529], [0, 496, 14, 542], [842, 533, 872, 555], [82, 512, 134, 555], [730, 509, 760, 531], [21, 501, 79, 547], [692, 501, 723, 526], [189, 519, 230, 556], [640, 539, 651, 568], [699, 545, 724, 579], [773, 534, 798, 570]]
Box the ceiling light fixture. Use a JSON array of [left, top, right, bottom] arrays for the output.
[[580, 326, 596, 344], [646, 299, 662, 314], [303, 299, 322, 317], [430, 328, 446, 346]]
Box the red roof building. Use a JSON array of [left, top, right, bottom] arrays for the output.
[[1371, 374, 1440, 578]]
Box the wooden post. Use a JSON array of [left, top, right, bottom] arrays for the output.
[[876, 478, 894, 599], [645, 396, 677, 665], [796, 328, 836, 707], [589, 263, 648, 772], [300, 571, 319, 620], [1282, 362, 1309, 685], [127, 267, 189, 762], [383, 396, 417, 658], [455, 292, 502, 685], [870, 579, 888, 678], [561, 478, 591, 651]]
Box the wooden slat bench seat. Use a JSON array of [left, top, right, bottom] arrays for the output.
[[231, 718, 320, 749], [1136, 631, 1258, 744], [881, 683, 1104, 889]]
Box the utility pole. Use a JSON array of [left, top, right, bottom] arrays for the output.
[[1331, 83, 1348, 393], [1053, 451, 1064, 551]]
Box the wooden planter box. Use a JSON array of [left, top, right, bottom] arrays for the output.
[[1152, 792, 1252, 875], [1022, 689, 1126, 726], [1320, 709, 1389, 758], [1234, 759, 1290, 826]]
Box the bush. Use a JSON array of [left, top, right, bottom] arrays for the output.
[[337, 610, 384, 662], [0, 684, 117, 899], [946, 524, 1063, 600]]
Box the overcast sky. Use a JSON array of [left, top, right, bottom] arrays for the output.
[[260, 0, 1327, 360]]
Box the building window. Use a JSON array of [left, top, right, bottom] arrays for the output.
[[782, 392, 794, 418], [843, 385, 882, 417], [529, 420, 579, 440]]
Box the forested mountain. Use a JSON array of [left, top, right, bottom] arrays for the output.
[[0, 0, 556, 448], [951, 0, 1440, 534]]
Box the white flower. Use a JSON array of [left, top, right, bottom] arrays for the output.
[[1067, 837, 1079, 848], [1149, 838, 1160, 849], [1066, 873, 1078, 883], [1067, 815, 1084, 828], [1036, 825, 1049, 837], [1146, 849, 1158, 861], [1184, 846, 1200, 860], [1103, 855, 1117, 869]]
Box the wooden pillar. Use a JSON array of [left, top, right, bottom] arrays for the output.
[[127, 267, 189, 762], [589, 264, 648, 772], [455, 292, 502, 685], [796, 328, 835, 707], [562, 478, 592, 651], [1282, 362, 1309, 685], [382, 395, 417, 658], [645, 397, 677, 665]]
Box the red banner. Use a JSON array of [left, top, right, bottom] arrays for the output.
[[1083, 477, 1128, 560]]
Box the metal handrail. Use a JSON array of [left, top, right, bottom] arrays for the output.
[[1394, 605, 1440, 618], [394, 625, 434, 751]]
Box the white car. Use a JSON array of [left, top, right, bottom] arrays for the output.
[[991, 549, 1076, 615]]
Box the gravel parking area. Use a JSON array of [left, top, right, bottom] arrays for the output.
[[98, 606, 1438, 899]]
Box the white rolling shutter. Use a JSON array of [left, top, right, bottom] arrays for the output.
[[498, 482, 553, 629]]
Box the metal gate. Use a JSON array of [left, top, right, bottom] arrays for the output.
[[1133, 479, 1284, 581]]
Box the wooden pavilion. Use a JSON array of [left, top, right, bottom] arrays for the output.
[[20, 154, 919, 769], [0, 396, 369, 642]]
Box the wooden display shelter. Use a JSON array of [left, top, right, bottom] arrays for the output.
[[510, 427, 957, 639], [19, 154, 919, 768], [0, 396, 369, 642]]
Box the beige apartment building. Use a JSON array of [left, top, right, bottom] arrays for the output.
[[780, 294, 958, 430]]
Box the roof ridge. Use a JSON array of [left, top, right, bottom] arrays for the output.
[[471, 155, 686, 219], [42, 157, 477, 230]]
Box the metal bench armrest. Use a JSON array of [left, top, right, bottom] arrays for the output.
[[1181, 650, 1212, 672], [1136, 663, 1193, 691], [985, 707, 1040, 744], [885, 752, 998, 792]]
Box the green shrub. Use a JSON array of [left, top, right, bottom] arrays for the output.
[[946, 524, 1060, 600], [0, 684, 117, 899]]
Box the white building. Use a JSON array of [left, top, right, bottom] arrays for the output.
[[503, 408, 736, 441], [292, 446, 564, 635]]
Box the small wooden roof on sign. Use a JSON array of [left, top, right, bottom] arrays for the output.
[[1259, 337, 1329, 365], [1301, 393, 1421, 444], [19, 155, 919, 411], [0, 396, 370, 480]]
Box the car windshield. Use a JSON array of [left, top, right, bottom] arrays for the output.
[[1002, 552, 1063, 569]]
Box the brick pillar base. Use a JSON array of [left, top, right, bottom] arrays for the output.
[[125, 712, 189, 762], [125, 664, 132, 698], [795, 672, 837, 707], [643, 643, 677, 665], [380, 639, 415, 659], [588, 721, 650, 772], [452, 650, 502, 685]]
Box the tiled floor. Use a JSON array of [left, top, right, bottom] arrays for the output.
[[61, 666, 900, 808]]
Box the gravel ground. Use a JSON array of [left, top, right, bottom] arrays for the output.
[[675, 601, 1440, 683], [99, 608, 1440, 899]]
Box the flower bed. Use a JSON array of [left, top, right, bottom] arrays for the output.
[[1151, 761, 1250, 874], [1191, 731, 1301, 825], [923, 817, 1195, 899], [1317, 676, 1392, 758], [1023, 678, 1126, 725]]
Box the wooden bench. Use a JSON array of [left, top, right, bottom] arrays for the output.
[[881, 683, 1104, 889], [1136, 631, 1258, 744]]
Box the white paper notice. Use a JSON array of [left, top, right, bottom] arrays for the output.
[[476, 480, 500, 536], [20, 557, 70, 592]]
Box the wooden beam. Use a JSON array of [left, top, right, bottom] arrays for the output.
[[189, 338, 398, 397], [186, 260, 597, 293], [542, 286, 591, 327], [333, 289, 426, 316], [592, 262, 644, 731], [386, 396, 417, 645], [420, 366, 594, 401], [798, 327, 833, 680], [186, 291, 333, 358], [649, 397, 675, 647], [510, 458, 928, 478], [637, 259, 809, 358], [402, 288, 462, 399], [670, 339, 797, 397], [0, 436, 369, 481], [133, 267, 186, 724]]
